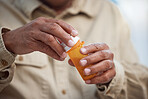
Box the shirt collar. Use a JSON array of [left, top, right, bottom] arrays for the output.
[[14, 0, 41, 19], [80, 0, 103, 17], [14, 0, 102, 19]]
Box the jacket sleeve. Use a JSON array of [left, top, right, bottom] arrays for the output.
[[0, 27, 15, 92], [96, 3, 148, 99]]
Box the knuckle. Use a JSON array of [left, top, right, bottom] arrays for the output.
[[113, 69, 116, 77], [92, 43, 110, 50], [31, 21, 40, 27], [110, 60, 114, 68], [66, 25, 73, 30], [53, 19, 58, 22], [89, 66, 97, 74], [83, 45, 90, 50], [100, 51, 106, 59], [104, 60, 111, 69], [29, 31, 36, 37], [102, 43, 107, 46], [57, 20, 68, 28], [93, 43, 101, 50], [112, 62, 115, 68], [45, 18, 55, 22], [49, 23, 58, 31], [102, 43, 109, 49], [63, 34, 71, 41], [86, 54, 97, 64], [103, 74, 109, 82], [37, 17, 46, 21], [110, 52, 114, 59], [105, 50, 114, 59], [47, 35, 55, 43], [34, 17, 46, 25], [33, 17, 45, 26], [110, 69, 116, 80], [85, 57, 91, 64], [56, 20, 63, 23]]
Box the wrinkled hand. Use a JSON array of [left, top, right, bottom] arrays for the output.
[[69, 43, 116, 84], [3, 17, 78, 61]]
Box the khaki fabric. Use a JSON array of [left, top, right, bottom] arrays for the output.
[[0, 0, 148, 99]]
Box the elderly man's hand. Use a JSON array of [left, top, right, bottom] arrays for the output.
[[68, 43, 116, 84], [2, 17, 78, 61]]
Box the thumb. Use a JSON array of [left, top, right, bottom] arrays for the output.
[[68, 59, 75, 66]]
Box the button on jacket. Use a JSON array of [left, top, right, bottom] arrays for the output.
[[0, 0, 148, 99]]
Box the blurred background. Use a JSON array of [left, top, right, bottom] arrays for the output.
[[110, 0, 148, 67]]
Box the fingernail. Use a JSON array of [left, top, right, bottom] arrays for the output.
[[68, 40, 75, 47], [84, 68, 91, 75], [80, 48, 86, 54], [61, 52, 67, 58], [85, 80, 91, 84], [80, 59, 87, 66], [72, 30, 78, 36]]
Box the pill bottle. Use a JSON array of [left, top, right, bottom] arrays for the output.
[[61, 36, 97, 81]]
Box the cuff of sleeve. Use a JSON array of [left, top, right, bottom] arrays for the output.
[[0, 63, 15, 92], [0, 63, 15, 83], [0, 27, 16, 70], [97, 60, 125, 98]]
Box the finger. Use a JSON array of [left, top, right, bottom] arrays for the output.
[[80, 50, 114, 66], [56, 20, 78, 36], [80, 43, 109, 55], [68, 59, 75, 66], [56, 37, 62, 43], [32, 40, 64, 61], [43, 19, 78, 36], [40, 23, 75, 47], [85, 67, 116, 84], [33, 32, 67, 59], [84, 60, 114, 76]]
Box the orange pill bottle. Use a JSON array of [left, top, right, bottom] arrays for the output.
[[61, 36, 97, 81]]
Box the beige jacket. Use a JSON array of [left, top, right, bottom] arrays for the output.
[[0, 0, 148, 99]]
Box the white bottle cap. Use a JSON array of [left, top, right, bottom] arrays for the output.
[[60, 36, 80, 52]]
